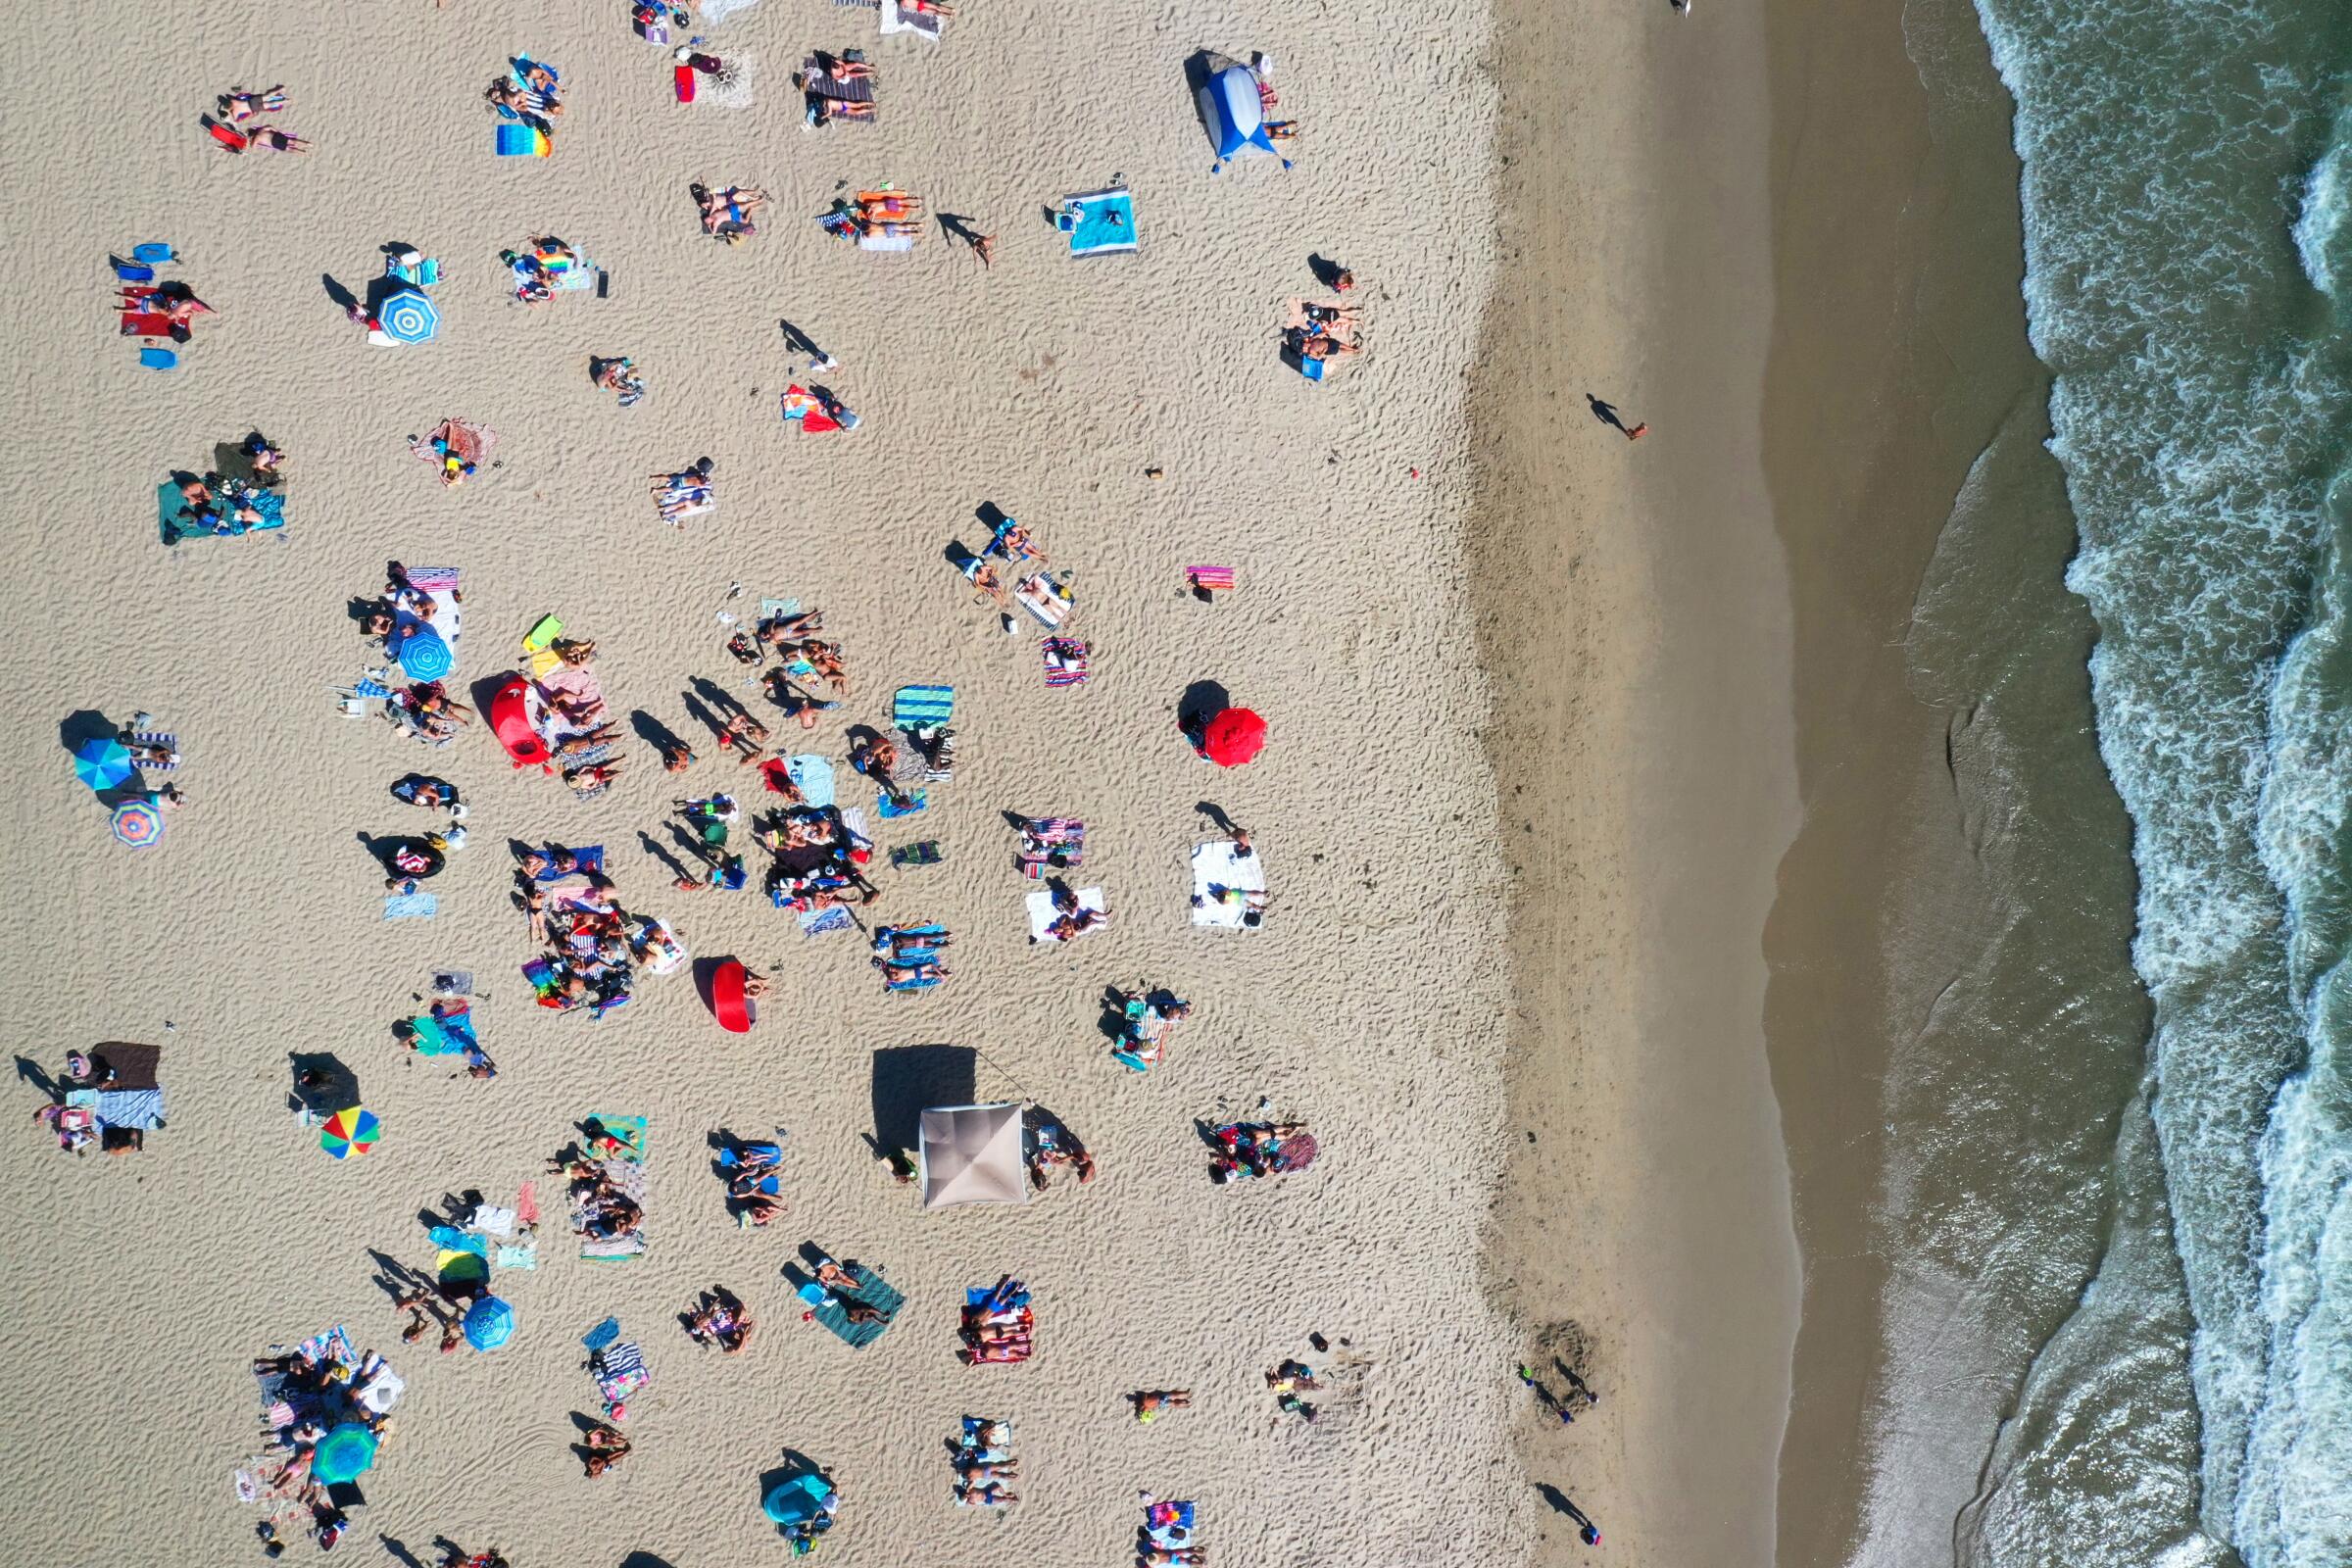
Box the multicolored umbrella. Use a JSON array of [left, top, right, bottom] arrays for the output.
[[74, 736, 136, 791], [1200, 707, 1267, 767], [309, 1423, 377, 1485], [320, 1106, 380, 1158], [376, 286, 439, 345], [110, 799, 167, 849], [463, 1296, 514, 1350]]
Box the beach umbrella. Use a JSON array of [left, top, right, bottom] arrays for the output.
[[376, 287, 439, 345], [109, 799, 168, 849], [320, 1106, 380, 1158], [393, 621, 452, 681], [763, 1473, 834, 1527], [463, 1296, 514, 1350], [74, 736, 136, 791], [309, 1423, 377, 1486], [916, 1102, 1029, 1209], [1200, 707, 1266, 767]]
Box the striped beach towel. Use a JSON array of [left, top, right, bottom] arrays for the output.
[[129, 733, 179, 769], [1185, 564, 1237, 593], [1042, 638, 1090, 688], [894, 685, 955, 731]]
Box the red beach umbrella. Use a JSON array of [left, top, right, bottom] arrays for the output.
[[1201, 707, 1266, 767]]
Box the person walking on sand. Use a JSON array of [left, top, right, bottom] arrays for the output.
[[1587, 394, 1648, 440]]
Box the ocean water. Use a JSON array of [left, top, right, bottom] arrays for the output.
[[1959, 0, 2352, 1564]]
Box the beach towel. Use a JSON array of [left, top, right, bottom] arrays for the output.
[[878, 0, 945, 38], [891, 840, 943, 869], [803, 56, 877, 104], [799, 905, 856, 937], [157, 480, 287, 545], [92, 1088, 165, 1131], [1042, 638, 1090, 688], [592, 1340, 649, 1404], [1017, 818, 1084, 878], [383, 893, 438, 920], [408, 1005, 476, 1057], [1190, 840, 1267, 929], [701, 0, 762, 19], [894, 685, 955, 732], [531, 846, 605, 881], [803, 1266, 905, 1348], [1186, 564, 1237, 593], [699, 53, 759, 109], [787, 754, 835, 808], [1013, 572, 1073, 628], [857, 231, 915, 253], [877, 786, 927, 818], [128, 733, 179, 770], [1059, 187, 1137, 257], [495, 122, 551, 157], [1027, 886, 1108, 943], [139, 347, 177, 370]]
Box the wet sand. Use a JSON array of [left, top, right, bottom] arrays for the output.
[[1474, 0, 1801, 1562]]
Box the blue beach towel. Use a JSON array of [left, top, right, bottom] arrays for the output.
[[383, 893, 438, 920], [786, 755, 834, 808], [803, 1267, 905, 1348], [893, 685, 955, 731], [877, 787, 927, 819]]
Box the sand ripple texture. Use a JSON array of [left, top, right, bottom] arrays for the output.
[[0, 0, 1522, 1563]]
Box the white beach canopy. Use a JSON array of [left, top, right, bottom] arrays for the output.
[[917, 1102, 1030, 1209]]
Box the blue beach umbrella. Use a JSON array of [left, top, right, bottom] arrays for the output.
[[393, 621, 452, 681], [310, 1423, 377, 1485], [463, 1296, 514, 1351], [376, 287, 439, 345], [74, 737, 135, 791]]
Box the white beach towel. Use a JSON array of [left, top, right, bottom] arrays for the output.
[[1190, 841, 1267, 929], [857, 231, 917, 252], [1027, 886, 1107, 943], [879, 0, 944, 38]]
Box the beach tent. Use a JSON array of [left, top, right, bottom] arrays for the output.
[[916, 1102, 1029, 1209], [489, 675, 554, 769], [763, 1472, 836, 1526], [1195, 52, 1291, 172], [710, 958, 754, 1033]]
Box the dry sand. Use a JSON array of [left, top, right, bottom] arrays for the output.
[[0, 2, 1578, 1566]]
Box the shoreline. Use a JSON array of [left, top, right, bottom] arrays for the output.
[[1472, 0, 1800, 1561]]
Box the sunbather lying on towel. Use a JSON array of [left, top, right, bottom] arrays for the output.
[[220, 85, 287, 122], [960, 1481, 1020, 1505], [986, 517, 1050, 566], [693, 183, 769, 239]]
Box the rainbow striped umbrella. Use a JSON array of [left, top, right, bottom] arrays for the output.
[[320, 1106, 380, 1159], [110, 799, 167, 849]]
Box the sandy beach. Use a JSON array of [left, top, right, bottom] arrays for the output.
[[0, 1, 1561, 1564]]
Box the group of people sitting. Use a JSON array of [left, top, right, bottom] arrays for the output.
[[165, 459, 280, 540], [716, 1134, 787, 1226], [726, 605, 850, 729], [958, 1275, 1035, 1366], [1207, 1119, 1315, 1184], [517, 843, 683, 1016], [1027, 1113, 1097, 1190], [691, 181, 768, 243], [954, 514, 1055, 616], [952, 1417, 1018, 1507], [1139, 1495, 1205, 1567], [503, 235, 590, 305], [850, 725, 949, 812], [762, 799, 880, 912], [652, 456, 716, 525], [386, 680, 472, 748], [1266, 1358, 1322, 1421], [121, 278, 213, 344], [486, 56, 564, 129], [520, 635, 630, 796], [244, 1329, 402, 1556], [554, 1134, 647, 1250], [1284, 296, 1364, 365], [1110, 989, 1191, 1072], [683, 1286, 755, 1353], [591, 355, 645, 408]]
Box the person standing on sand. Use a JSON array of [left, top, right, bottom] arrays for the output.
[[1587, 393, 1648, 440]]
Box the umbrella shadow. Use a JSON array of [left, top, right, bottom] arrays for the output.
[[290, 1053, 358, 1116], [1176, 681, 1230, 745], [869, 1044, 975, 1152]]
